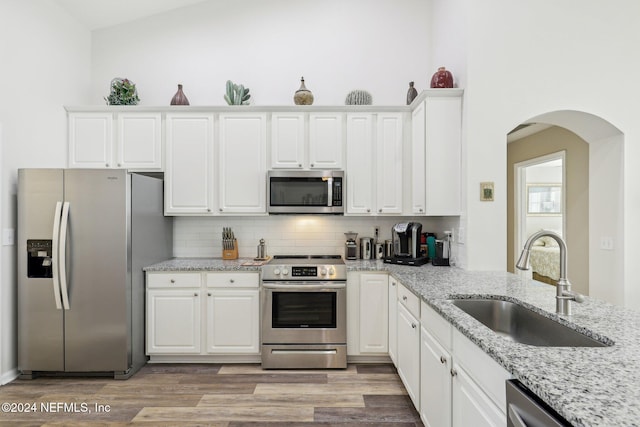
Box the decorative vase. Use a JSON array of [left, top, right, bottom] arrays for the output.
[[406, 81, 418, 105], [430, 67, 454, 88], [170, 84, 190, 105], [293, 77, 314, 105], [345, 89, 372, 105]]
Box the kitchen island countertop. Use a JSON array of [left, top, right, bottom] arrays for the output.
[[346, 259, 640, 427], [144, 257, 640, 426]]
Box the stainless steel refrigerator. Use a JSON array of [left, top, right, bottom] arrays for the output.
[[17, 169, 173, 379]]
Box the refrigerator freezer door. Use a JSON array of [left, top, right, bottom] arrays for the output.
[[62, 169, 130, 372], [18, 169, 65, 373]]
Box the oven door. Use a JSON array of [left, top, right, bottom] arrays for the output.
[[262, 282, 346, 344]]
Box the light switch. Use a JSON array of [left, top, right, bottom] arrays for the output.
[[600, 237, 614, 251], [2, 228, 15, 246]]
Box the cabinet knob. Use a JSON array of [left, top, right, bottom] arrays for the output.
[[402, 295, 407, 301], [310, 163, 314, 167], [170, 279, 175, 284], [105, 163, 109, 167], [230, 279, 235, 283], [207, 208, 211, 212], [366, 209, 371, 213], [440, 356, 447, 364], [117, 163, 121, 167], [298, 163, 302, 168], [411, 323, 417, 329], [219, 208, 223, 212], [378, 209, 382, 213], [194, 292, 198, 297], [419, 208, 424, 213], [391, 282, 396, 287], [208, 292, 212, 296], [450, 368, 457, 377]]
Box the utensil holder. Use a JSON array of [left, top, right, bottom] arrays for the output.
[[222, 239, 238, 260]]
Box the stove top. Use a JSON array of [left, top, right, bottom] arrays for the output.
[[263, 255, 346, 281]]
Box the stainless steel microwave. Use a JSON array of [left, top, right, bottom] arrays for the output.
[[267, 170, 344, 214]]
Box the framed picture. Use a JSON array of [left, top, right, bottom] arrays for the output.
[[527, 183, 562, 215], [480, 182, 494, 201]]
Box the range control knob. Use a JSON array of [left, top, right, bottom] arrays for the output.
[[320, 268, 328, 276], [282, 268, 289, 276], [273, 268, 281, 276], [328, 267, 336, 276]]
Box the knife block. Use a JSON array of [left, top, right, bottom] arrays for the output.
[[222, 240, 238, 260]]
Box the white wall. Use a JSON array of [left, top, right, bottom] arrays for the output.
[[0, 0, 91, 383], [432, 0, 640, 309], [90, 0, 432, 106]]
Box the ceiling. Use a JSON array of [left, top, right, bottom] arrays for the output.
[[54, 0, 209, 30]]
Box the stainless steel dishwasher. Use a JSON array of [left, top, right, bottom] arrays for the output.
[[506, 380, 572, 427]]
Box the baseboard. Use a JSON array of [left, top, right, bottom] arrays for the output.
[[1, 369, 19, 385]]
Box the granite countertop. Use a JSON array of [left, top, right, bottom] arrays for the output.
[[144, 257, 265, 272], [346, 260, 640, 427], [144, 257, 640, 426]]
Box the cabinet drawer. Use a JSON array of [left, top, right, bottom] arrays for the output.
[[206, 272, 260, 288], [398, 282, 420, 319], [452, 328, 511, 410], [421, 300, 452, 351], [147, 272, 202, 288]]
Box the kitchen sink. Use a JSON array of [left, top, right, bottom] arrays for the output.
[[450, 298, 611, 347]]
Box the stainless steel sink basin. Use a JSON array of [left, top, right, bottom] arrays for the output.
[[451, 298, 610, 347]]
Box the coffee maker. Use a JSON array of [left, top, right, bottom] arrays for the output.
[[384, 222, 428, 266]]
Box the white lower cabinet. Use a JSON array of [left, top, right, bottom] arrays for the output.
[[396, 282, 421, 409], [419, 300, 510, 427], [388, 277, 398, 364], [420, 325, 451, 427], [146, 271, 260, 358], [347, 272, 389, 356]]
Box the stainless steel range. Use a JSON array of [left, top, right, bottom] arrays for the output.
[[261, 255, 347, 369]]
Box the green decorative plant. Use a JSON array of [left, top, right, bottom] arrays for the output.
[[224, 80, 251, 105], [104, 78, 140, 105]]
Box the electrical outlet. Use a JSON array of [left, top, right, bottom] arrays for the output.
[[374, 226, 380, 241], [2, 228, 14, 246], [457, 227, 465, 245], [600, 237, 614, 251]]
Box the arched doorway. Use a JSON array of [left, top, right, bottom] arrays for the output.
[[506, 110, 624, 306]]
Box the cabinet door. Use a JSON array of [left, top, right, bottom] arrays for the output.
[[420, 326, 452, 427], [425, 96, 462, 215], [206, 289, 260, 354], [388, 278, 398, 365], [271, 113, 305, 169], [345, 113, 374, 215], [358, 273, 388, 353], [309, 113, 343, 169], [218, 113, 267, 214], [147, 289, 201, 354], [165, 113, 214, 214], [411, 101, 426, 214], [376, 113, 403, 214], [68, 112, 113, 168], [397, 302, 420, 409], [452, 363, 505, 427], [116, 112, 162, 170]]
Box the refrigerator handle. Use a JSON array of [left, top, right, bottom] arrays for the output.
[[51, 201, 63, 310], [59, 201, 71, 310]]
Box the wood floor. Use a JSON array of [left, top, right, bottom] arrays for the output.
[[0, 364, 424, 426]]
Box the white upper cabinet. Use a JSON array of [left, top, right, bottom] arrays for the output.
[[376, 113, 404, 214], [308, 113, 344, 169], [411, 91, 463, 216], [68, 112, 113, 168], [271, 113, 305, 169], [218, 113, 267, 214], [271, 112, 343, 169], [346, 113, 375, 215], [68, 112, 162, 170], [164, 113, 214, 215]]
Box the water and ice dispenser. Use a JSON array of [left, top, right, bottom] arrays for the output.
[[27, 239, 53, 278]]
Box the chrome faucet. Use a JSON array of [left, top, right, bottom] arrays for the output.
[[516, 230, 585, 315]]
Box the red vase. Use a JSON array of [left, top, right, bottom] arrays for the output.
[[170, 84, 190, 105], [430, 67, 454, 88]]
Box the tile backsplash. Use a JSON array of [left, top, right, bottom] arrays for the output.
[[173, 215, 460, 262]]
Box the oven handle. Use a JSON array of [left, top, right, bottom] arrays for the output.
[[262, 282, 346, 290]]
